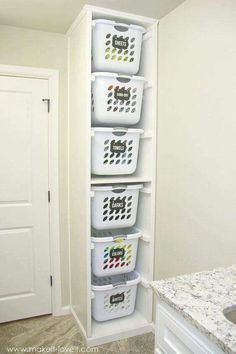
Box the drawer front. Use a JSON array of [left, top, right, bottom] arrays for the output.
[[156, 305, 212, 354]]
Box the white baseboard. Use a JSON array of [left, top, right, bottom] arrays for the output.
[[151, 322, 155, 333], [56, 305, 71, 316], [70, 305, 87, 341]]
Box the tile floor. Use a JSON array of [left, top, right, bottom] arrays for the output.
[[0, 314, 154, 354]]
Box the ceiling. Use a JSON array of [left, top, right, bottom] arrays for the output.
[[0, 0, 186, 34]]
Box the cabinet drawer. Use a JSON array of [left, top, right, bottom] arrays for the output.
[[157, 305, 212, 354]]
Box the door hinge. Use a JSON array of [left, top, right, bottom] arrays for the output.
[[48, 190, 51, 203], [42, 98, 50, 113], [50, 275, 53, 287]]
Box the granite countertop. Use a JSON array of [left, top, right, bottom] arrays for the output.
[[151, 265, 236, 354]]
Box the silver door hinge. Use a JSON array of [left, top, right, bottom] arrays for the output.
[[50, 275, 53, 287], [42, 98, 50, 113], [48, 190, 51, 203]]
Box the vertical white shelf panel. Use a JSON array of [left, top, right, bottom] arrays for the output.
[[68, 5, 158, 347], [68, 8, 92, 338]]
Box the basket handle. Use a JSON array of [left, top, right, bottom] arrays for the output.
[[113, 127, 128, 131], [117, 74, 132, 79], [112, 185, 127, 193], [116, 74, 131, 83], [113, 234, 127, 240], [114, 24, 129, 32], [112, 127, 128, 136], [112, 281, 127, 287]]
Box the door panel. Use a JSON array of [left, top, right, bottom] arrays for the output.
[[0, 91, 31, 203], [0, 75, 51, 322], [0, 228, 34, 297]]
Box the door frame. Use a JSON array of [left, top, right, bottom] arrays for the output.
[[0, 64, 62, 316]]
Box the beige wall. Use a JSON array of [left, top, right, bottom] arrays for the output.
[[156, 0, 236, 280], [1, 0, 236, 306], [0, 25, 69, 305]]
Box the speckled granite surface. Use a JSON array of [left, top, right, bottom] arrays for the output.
[[152, 265, 236, 354]]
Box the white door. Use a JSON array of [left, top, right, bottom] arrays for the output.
[[0, 75, 51, 322]]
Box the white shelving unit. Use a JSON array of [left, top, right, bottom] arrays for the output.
[[67, 5, 158, 347]]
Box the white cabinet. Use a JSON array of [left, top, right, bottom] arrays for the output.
[[68, 5, 158, 347], [156, 303, 225, 354]]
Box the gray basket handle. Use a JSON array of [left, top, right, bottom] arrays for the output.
[[112, 185, 127, 194], [114, 25, 128, 32], [116, 75, 131, 83], [112, 127, 128, 137]]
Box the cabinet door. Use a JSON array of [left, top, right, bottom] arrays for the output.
[[156, 305, 213, 354]]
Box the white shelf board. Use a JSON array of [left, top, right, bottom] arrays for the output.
[[91, 175, 152, 185], [87, 310, 154, 347]]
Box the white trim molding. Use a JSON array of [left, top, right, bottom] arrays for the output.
[[0, 64, 62, 317], [60, 306, 71, 316]]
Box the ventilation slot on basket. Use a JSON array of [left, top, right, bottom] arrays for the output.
[[91, 183, 142, 229], [91, 271, 140, 321], [102, 195, 133, 223], [91, 91, 95, 112], [106, 86, 137, 114], [103, 243, 132, 270], [105, 34, 136, 63], [92, 20, 145, 75], [91, 227, 141, 276], [104, 289, 132, 314], [103, 139, 134, 166], [91, 74, 145, 125]]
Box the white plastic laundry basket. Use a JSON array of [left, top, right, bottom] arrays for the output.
[[91, 228, 141, 277], [92, 271, 141, 321], [91, 128, 143, 175], [91, 72, 145, 126], [91, 184, 143, 230], [92, 19, 145, 74]]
